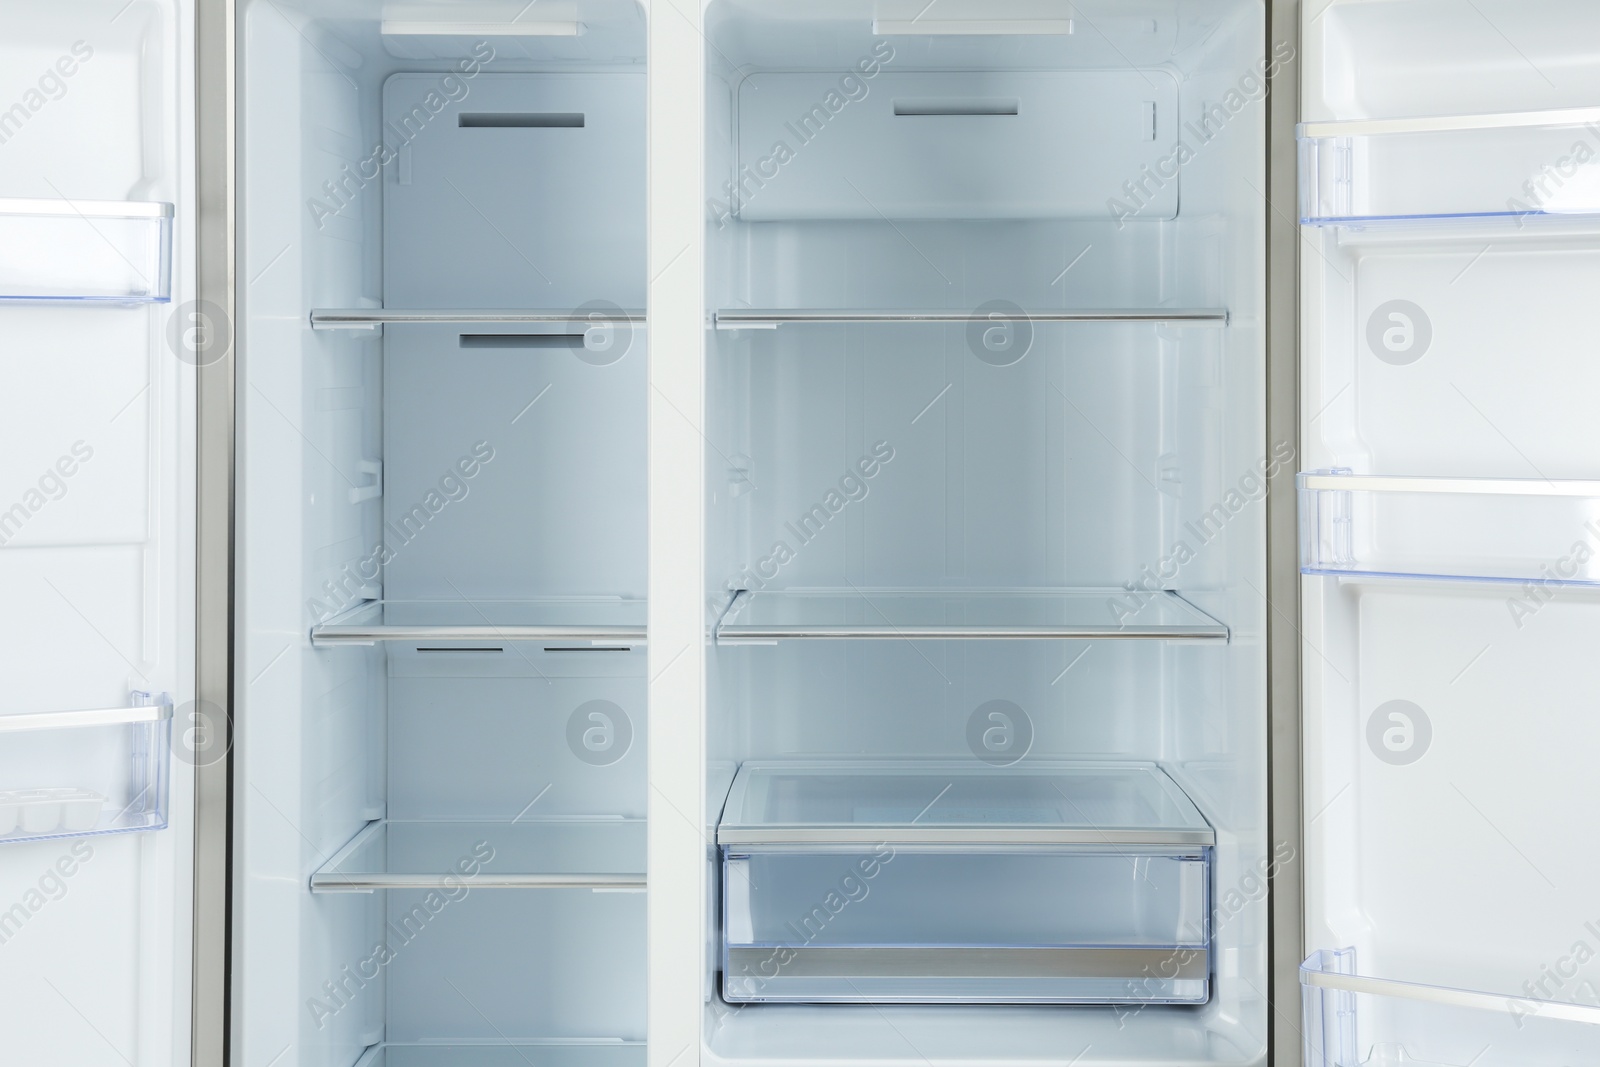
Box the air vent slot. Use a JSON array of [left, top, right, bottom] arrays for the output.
[[458, 112, 584, 128], [415, 647, 505, 654], [543, 646, 635, 653], [893, 99, 1019, 117], [459, 334, 584, 350]]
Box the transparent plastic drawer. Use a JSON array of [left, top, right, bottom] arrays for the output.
[[0, 198, 173, 303], [1298, 471, 1600, 585], [1298, 108, 1600, 225], [0, 693, 172, 843], [717, 761, 1213, 1005]]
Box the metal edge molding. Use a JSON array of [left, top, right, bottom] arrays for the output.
[[194, 0, 235, 1063], [310, 308, 646, 328], [310, 624, 648, 645], [309, 873, 648, 892], [715, 827, 1217, 847], [713, 307, 1229, 328], [714, 624, 1228, 640], [726, 945, 1210, 981], [1267, 0, 1306, 1064]]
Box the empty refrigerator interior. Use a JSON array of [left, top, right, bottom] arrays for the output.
[[236, 3, 647, 1065], [702, 2, 1269, 1064]]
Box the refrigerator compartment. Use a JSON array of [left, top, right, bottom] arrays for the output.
[[310, 599, 647, 647], [0, 197, 173, 302], [1298, 471, 1600, 585], [1298, 107, 1600, 226], [311, 819, 646, 892], [0, 692, 171, 843], [353, 1043, 646, 1067], [717, 761, 1213, 1005], [733, 70, 1182, 221], [1302, 948, 1600, 1066], [713, 307, 1229, 329], [714, 588, 1229, 643]]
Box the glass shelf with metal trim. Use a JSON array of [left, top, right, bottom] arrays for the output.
[[712, 587, 1228, 644], [717, 760, 1214, 1005], [311, 818, 646, 893], [1298, 470, 1600, 585], [309, 598, 647, 647]]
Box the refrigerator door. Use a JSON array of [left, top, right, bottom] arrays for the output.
[[1299, 2, 1600, 1064], [0, 0, 197, 1064]]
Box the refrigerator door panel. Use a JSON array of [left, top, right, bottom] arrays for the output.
[[0, 0, 196, 1063], [1300, 2, 1600, 1063]]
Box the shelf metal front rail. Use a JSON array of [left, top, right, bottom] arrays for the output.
[[310, 308, 646, 330], [713, 308, 1230, 329]]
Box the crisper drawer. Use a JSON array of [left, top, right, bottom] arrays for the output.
[[716, 761, 1214, 1005]]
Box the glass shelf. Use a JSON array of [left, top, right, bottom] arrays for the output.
[[311, 819, 646, 893], [310, 598, 647, 647], [0, 693, 171, 843], [718, 762, 1212, 1005], [1298, 471, 1600, 585], [718, 760, 1215, 847], [1303, 948, 1600, 1066], [713, 307, 1228, 330], [713, 588, 1228, 643], [1298, 106, 1600, 226], [352, 1042, 646, 1067], [0, 197, 173, 302]]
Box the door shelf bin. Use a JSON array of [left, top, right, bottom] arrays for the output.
[[1298, 107, 1600, 226], [717, 761, 1213, 1005], [1302, 948, 1600, 1066], [0, 198, 173, 302], [311, 819, 646, 893], [0, 694, 172, 843], [1298, 471, 1600, 585]]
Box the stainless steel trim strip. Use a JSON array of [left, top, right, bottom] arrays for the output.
[[726, 945, 1209, 981], [716, 826, 1217, 846], [1298, 104, 1600, 140], [0, 196, 174, 218], [310, 308, 646, 328], [0, 703, 173, 733], [714, 307, 1229, 328], [193, 0, 235, 1064], [1302, 968, 1600, 1027], [1299, 473, 1600, 497], [310, 872, 647, 892]]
